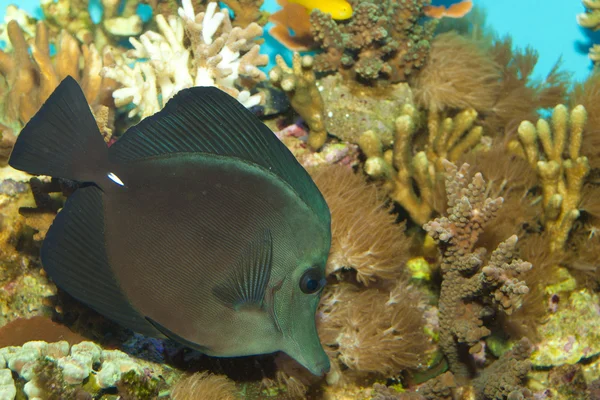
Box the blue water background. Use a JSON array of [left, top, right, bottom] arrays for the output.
[[0, 0, 595, 83]]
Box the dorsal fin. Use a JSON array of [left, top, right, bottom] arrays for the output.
[[213, 229, 273, 310], [107, 87, 330, 225]]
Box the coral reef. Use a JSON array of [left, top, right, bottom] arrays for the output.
[[309, 0, 438, 83], [102, 0, 268, 119], [2, 0, 600, 397], [269, 53, 328, 149], [511, 104, 589, 253], [424, 161, 531, 376]]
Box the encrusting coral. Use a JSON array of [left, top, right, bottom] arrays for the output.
[[0, 20, 113, 139], [424, 161, 532, 377], [102, 0, 268, 119], [309, 0, 437, 83], [269, 53, 328, 150], [358, 104, 485, 225], [510, 104, 589, 253]]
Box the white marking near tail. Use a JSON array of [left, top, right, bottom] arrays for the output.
[[107, 172, 125, 186]]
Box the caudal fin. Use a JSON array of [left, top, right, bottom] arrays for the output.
[[9, 76, 108, 183]]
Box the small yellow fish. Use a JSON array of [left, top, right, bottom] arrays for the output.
[[288, 0, 353, 20]]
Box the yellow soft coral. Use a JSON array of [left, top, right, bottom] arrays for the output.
[[510, 104, 589, 253]]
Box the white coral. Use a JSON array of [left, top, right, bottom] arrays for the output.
[[102, 0, 267, 120]]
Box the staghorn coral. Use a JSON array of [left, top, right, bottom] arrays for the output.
[[311, 165, 410, 284], [309, 0, 437, 83], [511, 104, 589, 253], [318, 281, 429, 377], [170, 372, 238, 400], [358, 104, 485, 225], [269, 53, 328, 150], [0, 20, 113, 137], [460, 145, 539, 248], [102, 0, 268, 119], [424, 161, 532, 377]]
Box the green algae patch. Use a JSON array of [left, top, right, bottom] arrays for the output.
[[531, 289, 600, 367]]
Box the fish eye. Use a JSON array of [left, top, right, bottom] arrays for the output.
[[299, 268, 325, 294]]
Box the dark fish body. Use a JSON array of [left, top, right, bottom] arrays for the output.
[[8, 77, 331, 375]]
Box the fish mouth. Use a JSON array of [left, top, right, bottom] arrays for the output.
[[282, 335, 331, 376]]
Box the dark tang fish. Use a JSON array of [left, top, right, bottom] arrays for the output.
[[9, 77, 332, 375]]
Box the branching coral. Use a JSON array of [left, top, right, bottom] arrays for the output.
[[102, 0, 268, 119], [510, 104, 589, 253], [40, 0, 145, 47], [358, 104, 485, 225], [424, 161, 532, 377], [0, 20, 112, 137], [578, 0, 600, 31], [309, 0, 437, 83], [311, 165, 410, 284], [269, 53, 327, 150], [473, 338, 532, 399]]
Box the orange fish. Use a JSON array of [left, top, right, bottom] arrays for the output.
[[424, 0, 473, 19]]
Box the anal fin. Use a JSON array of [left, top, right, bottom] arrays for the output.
[[41, 186, 161, 337], [146, 317, 210, 353]]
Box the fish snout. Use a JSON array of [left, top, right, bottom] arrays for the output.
[[309, 357, 331, 376]]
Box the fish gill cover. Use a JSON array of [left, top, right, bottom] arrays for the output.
[[0, 0, 600, 399]]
